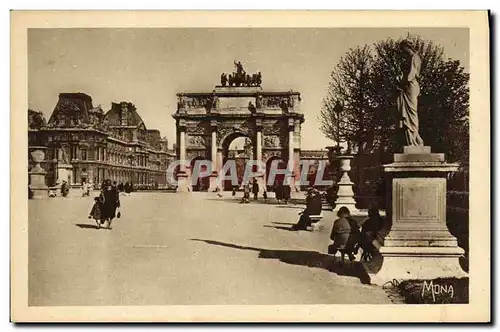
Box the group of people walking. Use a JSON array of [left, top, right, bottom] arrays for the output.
[[236, 180, 263, 204], [235, 179, 293, 204], [117, 182, 134, 195], [274, 181, 291, 204], [88, 179, 121, 230]]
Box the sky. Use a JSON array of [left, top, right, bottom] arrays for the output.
[[28, 28, 469, 150]]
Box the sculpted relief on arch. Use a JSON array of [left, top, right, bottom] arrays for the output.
[[216, 121, 255, 147], [263, 134, 282, 148], [187, 134, 207, 149], [186, 122, 207, 135]]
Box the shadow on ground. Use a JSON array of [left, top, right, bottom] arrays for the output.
[[263, 225, 295, 231], [191, 238, 370, 284], [75, 223, 99, 229]]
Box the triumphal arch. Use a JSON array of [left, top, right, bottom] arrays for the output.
[[172, 62, 304, 192]]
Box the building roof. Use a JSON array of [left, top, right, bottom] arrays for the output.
[[104, 102, 145, 128], [48, 92, 94, 127]]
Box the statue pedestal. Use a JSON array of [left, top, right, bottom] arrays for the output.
[[29, 170, 49, 199], [332, 155, 361, 215], [57, 163, 73, 184], [214, 86, 263, 93], [176, 172, 191, 193], [364, 146, 467, 285], [29, 148, 49, 199]]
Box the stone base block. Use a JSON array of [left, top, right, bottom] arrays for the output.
[[404, 145, 431, 154], [394, 153, 445, 163], [363, 246, 467, 286], [383, 229, 460, 247], [31, 187, 49, 199], [176, 174, 191, 193], [208, 174, 219, 192]]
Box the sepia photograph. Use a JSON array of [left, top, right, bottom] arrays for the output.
[[11, 10, 490, 322]]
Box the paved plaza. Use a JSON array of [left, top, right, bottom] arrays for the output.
[[29, 192, 392, 306]]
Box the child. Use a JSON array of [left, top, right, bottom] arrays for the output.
[[263, 190, 268, 203], [88, 197, 103, 229], [329, 206, 356, 264]]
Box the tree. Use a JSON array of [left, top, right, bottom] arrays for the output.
[[319, 45, 375, 154], [28, 109, 47, 129]]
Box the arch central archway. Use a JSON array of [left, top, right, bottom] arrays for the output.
[[220, 133, 253, 191]]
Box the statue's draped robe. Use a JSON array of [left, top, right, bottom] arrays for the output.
[[398, 52, 424, 146]]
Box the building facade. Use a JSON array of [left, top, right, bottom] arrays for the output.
[[28, 93, 175, 188]]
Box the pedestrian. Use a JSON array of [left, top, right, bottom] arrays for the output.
[[118, 182, 124, 193], [88, 196, 103, 229], [124, 182, 132, 196], [252, 179, 259, 201], [275, 181, 283, 204], [61, 180, 69, 197], [357, 207, 383, 261], [100, 179, 121, 230], [240, 184, 250, 203], [291, 187, 322, 231], [283, 183, 291, 205], [232, 186, 236, 199], [263, 190, 268, 203], [81, 181, 88, 197]]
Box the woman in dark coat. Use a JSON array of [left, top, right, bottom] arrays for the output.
[[282, 184, 291, 204], [274, 181, 283, 203], [252, 179, 259, 201], [100, 179, 120, 229]]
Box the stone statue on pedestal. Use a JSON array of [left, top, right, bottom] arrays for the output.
[[234, 61, 244, 76], [397, 40, 424, 146], [58, 148, 70, 164]]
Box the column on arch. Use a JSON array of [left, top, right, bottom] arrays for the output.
[[209, 121, 219, 191], [287, 118, 296, 189], [176, 120, 190, 192], [294, 119, 302, 191], [255, 119, 264, 193]]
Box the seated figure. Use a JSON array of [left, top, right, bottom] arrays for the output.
[[291, 187, 322, 231], [329, 206, 360, 263]]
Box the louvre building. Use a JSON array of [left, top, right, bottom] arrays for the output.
[[28, 93, 175, 188]]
